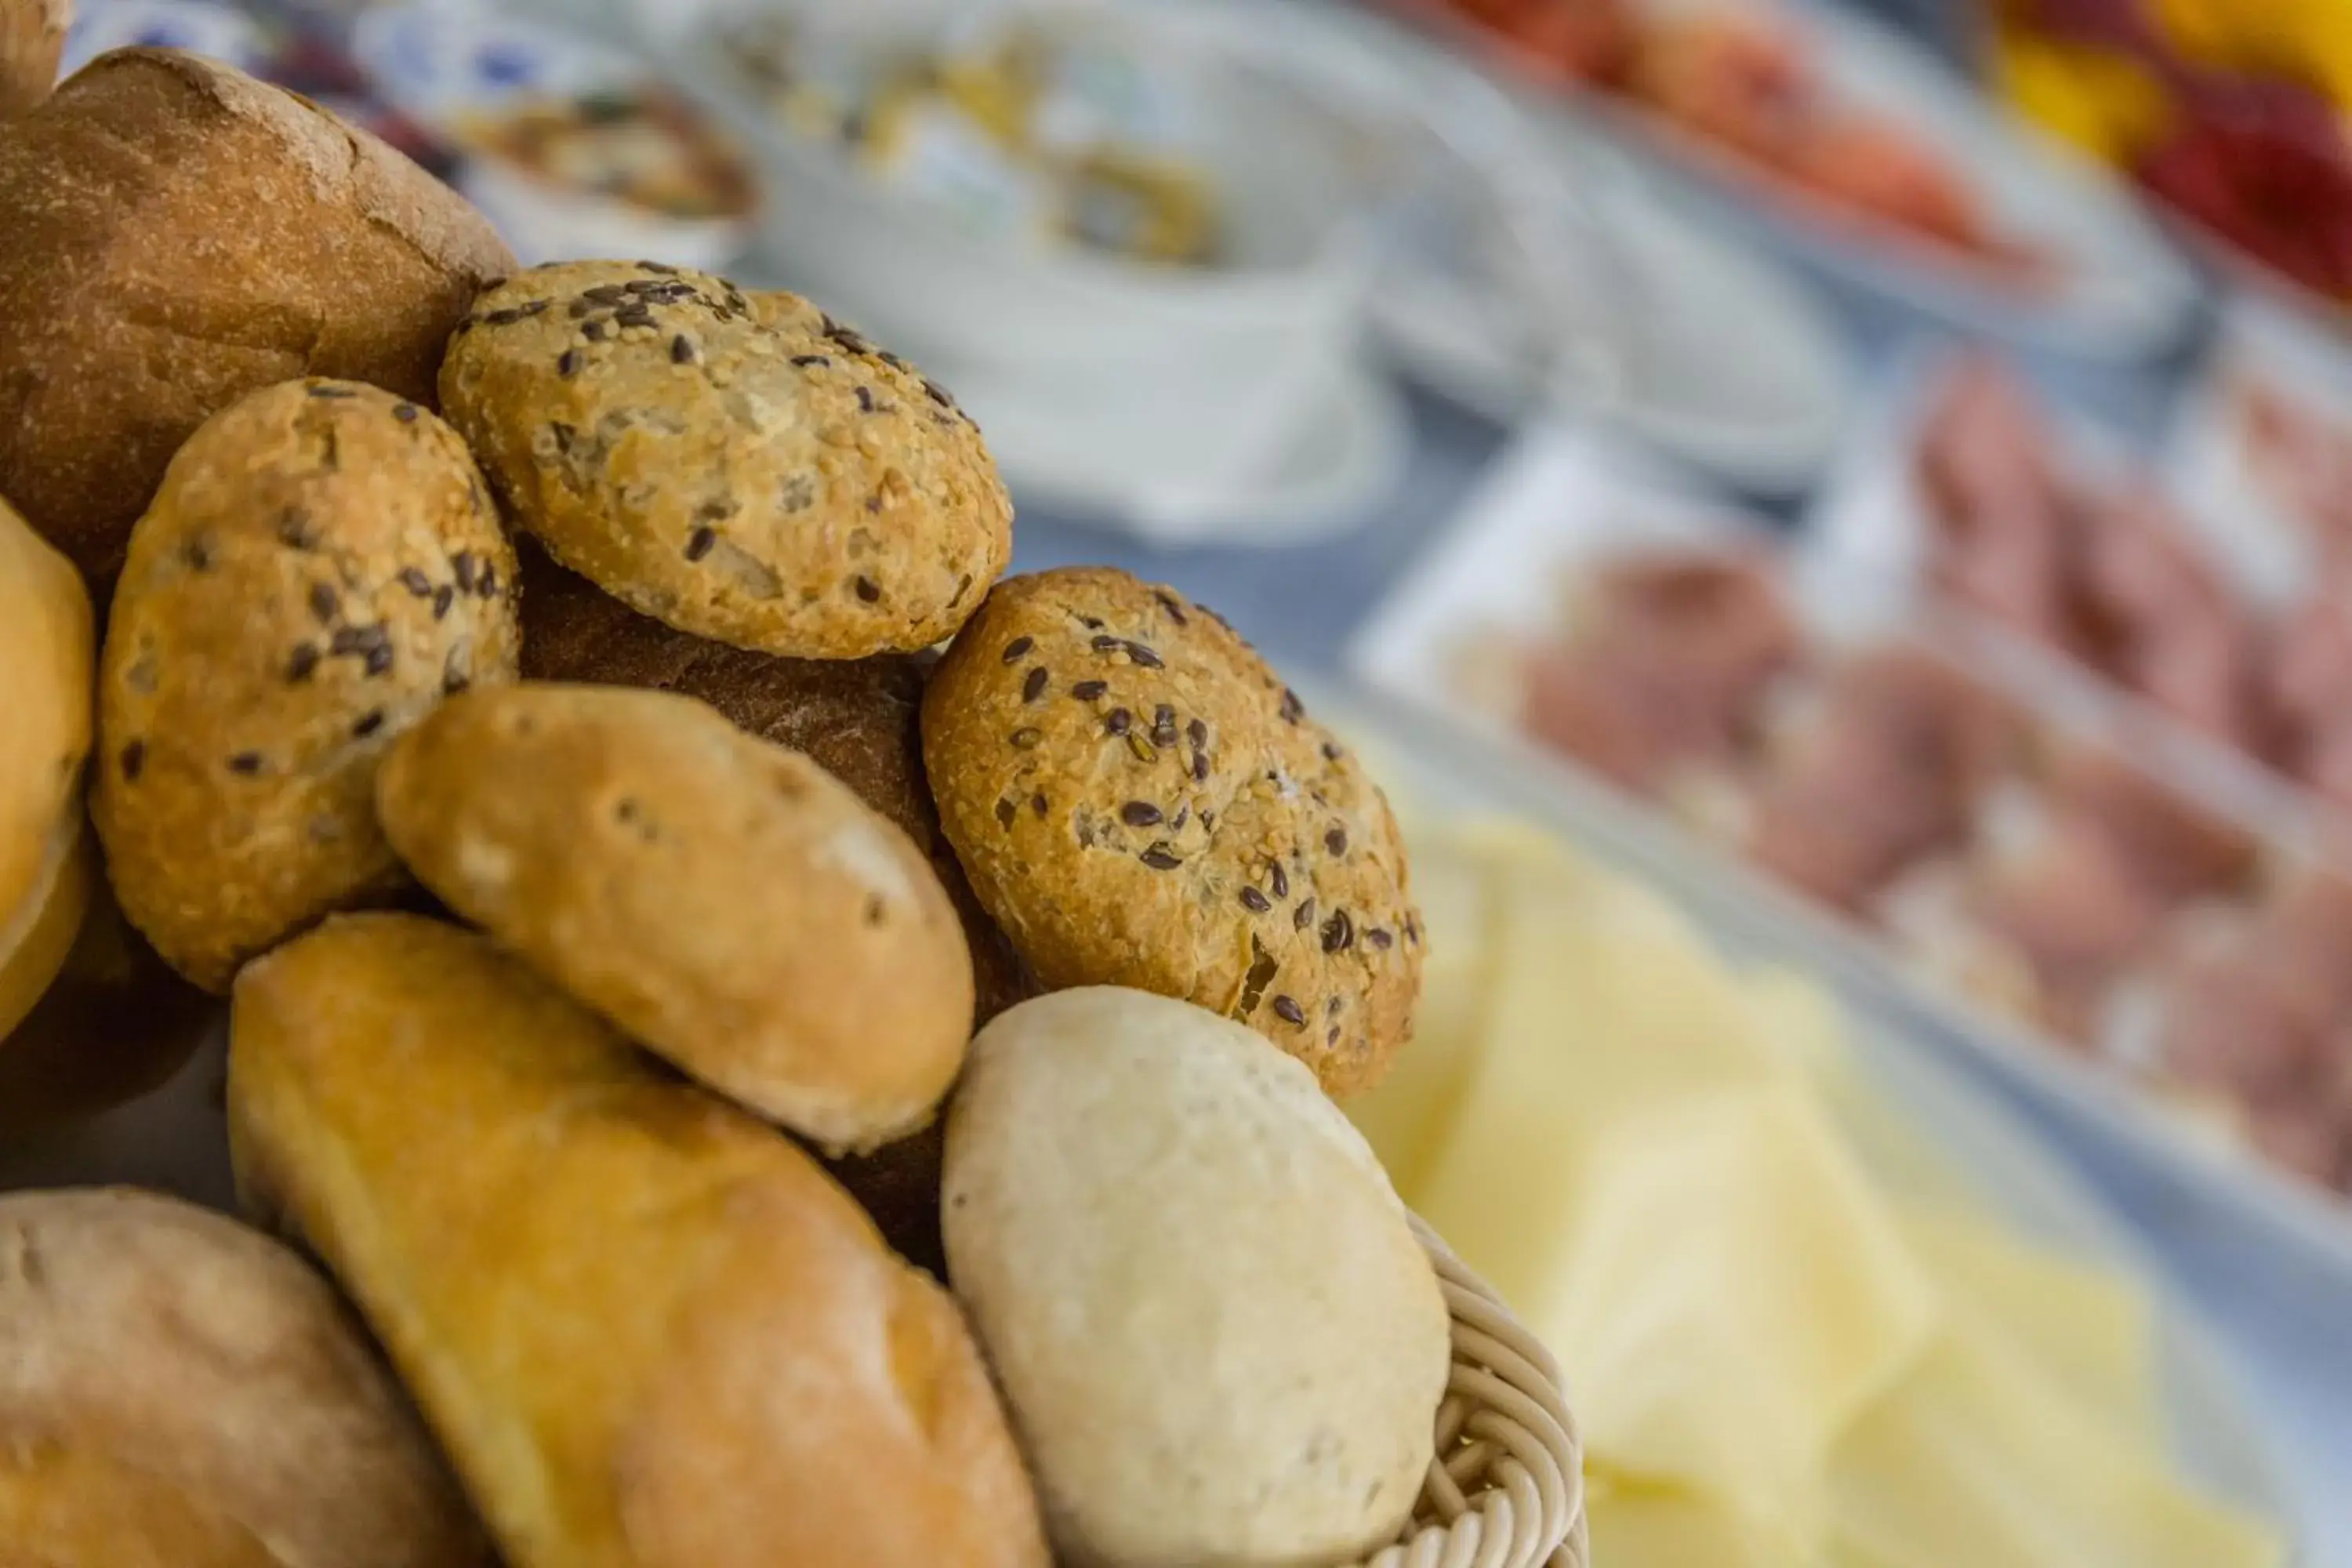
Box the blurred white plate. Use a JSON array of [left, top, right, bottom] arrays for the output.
[[1384, 0, 2201, 361], [60, 0, 266, 75], [2169, 292, 2352, 606], [350, 4, 755, 271], [1352, 418, 2352, 1301], [972, 350, 1411, 547], [1378, 141, 1853, 492]]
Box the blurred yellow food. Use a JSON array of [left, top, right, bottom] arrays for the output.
[[1993, 31, 2173, 163], [2151, 0, 2352, 108], [1356, 815, 2284, 1568]]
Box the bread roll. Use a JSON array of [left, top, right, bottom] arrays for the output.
[[944, 987, 1450, 1568], [230, 913, 1051, 1568], [0, 49, 515, 591], [93, 379, 521, 993], [0, 1186, 491, 1567], [0, 0, 68, 116], [0, 491, 93, 1040], [519, 541, 1033, 1024], [376, 684, 974, 1153]]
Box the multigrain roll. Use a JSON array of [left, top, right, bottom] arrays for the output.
[[0, 1187, 492, 1568], [229, 913, 1051, 1568], [0, 491, 94, 1040], [378, 684, 975, 1153], [0, 48, 514, 590], [94, 379, 520, 993], [441, 261, 1011, 659], [924, 568, 1423, 1098]]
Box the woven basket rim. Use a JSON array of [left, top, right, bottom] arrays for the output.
[[1343, 1213, 1587, 1568]]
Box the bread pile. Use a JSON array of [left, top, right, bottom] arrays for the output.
[[0, 47, 1454, 1567]]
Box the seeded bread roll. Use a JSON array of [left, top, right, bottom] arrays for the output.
[[0, 491, 94, 1042], [924, 568, 1424, 1098], [0, 0, 69, 115], [94, 379, 520, 993], [229, 913, 1052, 1568], [0, 49, 515, 592], [0, 1186, 492, 1568], [378, 684, 975, 1154], [441, 261, 1011, 659]]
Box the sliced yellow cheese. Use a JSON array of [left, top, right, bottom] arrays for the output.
[[1410, 841, 1939, 1548], [1587, 1473, 1806, 1568], [1830, 1326, 2284, 1568], [1896, 1199, 2160, 1442]]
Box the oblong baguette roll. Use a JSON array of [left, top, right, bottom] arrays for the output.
[[228, 913, 1049, 1568], [0, 1186, 491, 1567], [0, 0, 69, 117]]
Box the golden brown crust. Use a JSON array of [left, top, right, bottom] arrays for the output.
[[0, 1186, 492, 1568], [0, 0, 70, 117], [93, 379, 521, 993], [519, 543, 1034, 1025], [227, 913, 1051, 1568], [441, 261, 1011, 659], [377, 684, 975, 1153], [0, 493, 93, 1025], [923, 568, 1423, 1098], [0, 48, 515, 592]]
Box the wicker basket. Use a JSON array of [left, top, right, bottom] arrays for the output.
[[1346, 1215, 1588, 1568]]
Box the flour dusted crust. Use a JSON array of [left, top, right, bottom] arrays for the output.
[[93, 379, 520, 993], [228, 913, 1050, 1568], [0, 49, 514, 590], [440, 261, 1011, 660], [0, 1187, 491, 1568], [376, 683, 975, 1152], [923, 568, 1422, 1097]]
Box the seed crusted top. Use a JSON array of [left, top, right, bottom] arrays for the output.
[[439, 260, 1011, 661], [921, 567, 1422, 1097], [93, 378, 521, 992]]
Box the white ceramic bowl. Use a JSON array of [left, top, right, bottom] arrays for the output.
[[350, 4, 757, 272], [682, 0, 1392, 500]]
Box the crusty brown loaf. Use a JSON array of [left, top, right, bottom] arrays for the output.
[[93, 379, 521, 993], [0, 0, 69, 116], [520, 544, 1033, 1024], [377, 684, 976, 1155], [228, 913, 1051, 1568], [441, 261, 1011, 659], [0, 48, 515, 592], [0, 1186, 492, 1568], [924, 568, 1424, 1098]]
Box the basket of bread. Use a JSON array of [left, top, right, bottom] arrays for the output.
[[0, 38, 1585, 1568]]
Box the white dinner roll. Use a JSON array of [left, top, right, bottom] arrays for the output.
[[942, 985, 1450, 1568]]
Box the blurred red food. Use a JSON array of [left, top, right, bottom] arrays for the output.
[[2064, 485, 2257, 742], [1915, 356, 2077, 639], [2136, 89, 2352, 303], [1747, 648, 2013, 912], [1521, 550, 1798, 789], [2043, 748, 2257, 902]]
